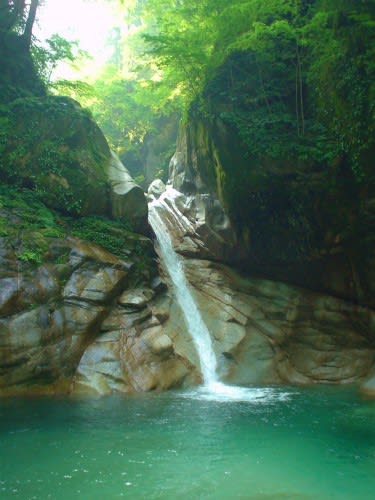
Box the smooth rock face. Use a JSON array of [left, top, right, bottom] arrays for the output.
[[0, 237, 129, 394], [153, 187, 239, 262], [72, 294, 196, 394], [182, 260, 375, 385]]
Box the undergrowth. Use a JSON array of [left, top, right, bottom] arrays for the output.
[[0, 184, 152, 267]]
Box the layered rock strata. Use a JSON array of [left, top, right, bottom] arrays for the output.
[[0, 236, 195, 395], [147, 188, 375, 388]]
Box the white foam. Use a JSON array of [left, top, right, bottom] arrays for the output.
[[182, 382, 290, 403]]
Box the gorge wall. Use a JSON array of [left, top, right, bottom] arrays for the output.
[[169, 116, 375, 309], [152, 92, 375, 393], [1, 10, 374, 396], [147, 183, 375, 391], [1, 105, 375, 396]]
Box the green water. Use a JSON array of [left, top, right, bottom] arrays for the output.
[[1, 386, 375, 499]]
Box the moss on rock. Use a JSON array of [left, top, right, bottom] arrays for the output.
[[0, 96, 111, 216]]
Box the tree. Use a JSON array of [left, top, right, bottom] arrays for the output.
[[32, 34, 78, 84], [0, 0, 41, 47], [23, 0, 39, 47], [0, 0, 45, 102]]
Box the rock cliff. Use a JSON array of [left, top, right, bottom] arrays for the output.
[[0, 190, 169, 395], [0, 92, 151, 394], [168, 116, 375, 310], [148, 188, 375, 389]]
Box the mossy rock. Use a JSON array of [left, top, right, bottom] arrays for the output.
[[0, 96, 111, 217], [0, 186, 156, 278]]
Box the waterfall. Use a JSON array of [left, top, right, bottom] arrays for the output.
[[149, 201, 218, 386], [149, 189, 290, 402]]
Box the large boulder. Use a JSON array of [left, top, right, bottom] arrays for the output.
[[0, 96, 111, 216], [150, 186, 239, 262], [0, 96, 148, 232]]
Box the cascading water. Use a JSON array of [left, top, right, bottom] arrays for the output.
[[149, 201, 218, 386], [149, 188, 289, 402]]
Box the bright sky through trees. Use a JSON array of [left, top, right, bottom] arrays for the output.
[[35, 0, 117, 77]]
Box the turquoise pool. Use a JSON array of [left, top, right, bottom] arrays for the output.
[[1, 386, 374, 499]]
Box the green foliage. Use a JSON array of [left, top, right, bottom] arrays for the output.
[[70, 215, 134, 258], [0, 184, 63, 232], [0, 216, 9, 236], [32, 34, 79, 85], [0, 184, 63, 265], [16, 248, 42, 265], [135, 0, 374, 180], [301, 0, 375, 179], [85, 70, 151, 153], [50, 79, 94, 100], [69, 64, 178, 183], [70, 214, 155, 275], [0, 185, 154, 274]]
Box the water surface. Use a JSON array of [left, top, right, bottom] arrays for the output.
[[1, 386, 375, 499]]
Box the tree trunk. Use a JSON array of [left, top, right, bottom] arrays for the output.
[[296, 45, 305, 135], [23, 0, 39, 48]]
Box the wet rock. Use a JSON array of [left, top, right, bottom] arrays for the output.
[[101, 307, 152, 332], [148, 179, 166, 200], [118, 288, 154, 309], [73, 315, 190, 395], [181, 259, 375, 385], [143, 327, 174, 356], [150, 187, 238, 262], [63, 267, 127, 304], [150, 276, 167, 294]]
